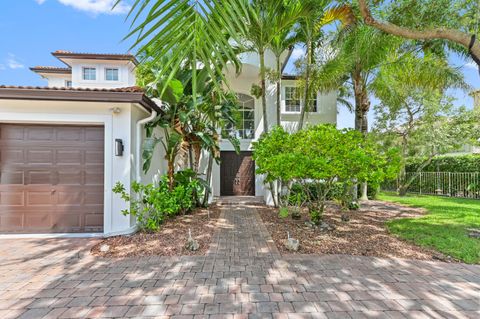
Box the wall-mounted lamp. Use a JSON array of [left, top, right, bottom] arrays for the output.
[[115, 139, 124, 156]]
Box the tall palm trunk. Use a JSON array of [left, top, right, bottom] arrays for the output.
[[298, 40, 312, 131], [275, 55, 282, 126], [202, 153, 214, 206], [259, 49, 269, 134], [353, 69, 371, 201]]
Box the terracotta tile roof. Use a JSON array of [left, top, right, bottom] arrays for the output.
[[0, 85, 160, 112], [0, 85, 144, 93], [52, 50, 138, 65], [30, 66, 72, 74]]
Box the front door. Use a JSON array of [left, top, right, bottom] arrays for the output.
[[220, 151, 255, 196]]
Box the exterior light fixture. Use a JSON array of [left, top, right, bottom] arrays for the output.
[[115, 139, 124, 156]]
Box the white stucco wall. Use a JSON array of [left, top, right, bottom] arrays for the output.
[[207, 63, 338, 204], [41, 59, 136, 89], [0, 99, 151, 236]]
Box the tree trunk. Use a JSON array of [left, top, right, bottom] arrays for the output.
[[352, 70, 371, 200], [276, 55, 281, 127], [357, 0, 480, 75], [298, 40, 312, 131], [260, 49, 269, 134], [202, 154, 214, 207], [167, 160, 175, 191]]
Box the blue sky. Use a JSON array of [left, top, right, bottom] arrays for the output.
[[0, 1, 478, 129]]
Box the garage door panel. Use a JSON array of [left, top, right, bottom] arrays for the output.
[[0, 191, 24, 206], [57, 171, 83, 185], [26, 127, 54, 141], [85, 191, 104, 205], [27, 150, 54, 164], [85, 151, 104, 164], [0, 170, 24, 184], [56, 150, 83, 164], [1, 149, 25, 163], [0, 124, 104, 233], [56, 127, 83, 141], [26, 170, 55, 185], [0, 125, 24, 140]]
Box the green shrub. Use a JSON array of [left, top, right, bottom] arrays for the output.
[[278, 207, 289, 218], [113, 174, 196, 232], [286, 182, 344, 205], [406, 155, 480, 173]]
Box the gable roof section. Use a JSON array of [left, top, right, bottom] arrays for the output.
[[30, 66, 72, 75], [0, 85, 160, 113], [52, 50, 139, 66]]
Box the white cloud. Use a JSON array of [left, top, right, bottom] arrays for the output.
[[6, 54, 25, 70], [465, 61, 478, 70], [34, 0, 130, 15], [290, 47, 305, 60], [0, 64, 6, 70], [57, 0, 130, 15]]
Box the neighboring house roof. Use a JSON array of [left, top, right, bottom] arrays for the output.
[[0, 85, 159, 113], [30, 66, 72, 75], [52, 50, 139, 66], [281, 74, 299, 80]]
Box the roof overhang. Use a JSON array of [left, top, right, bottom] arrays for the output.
[[0, 86, 160, 113], [30, 67, 72, 75], [52, 51, 139, 66]]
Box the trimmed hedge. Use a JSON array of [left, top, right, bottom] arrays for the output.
[[406, 155, 480, 173]]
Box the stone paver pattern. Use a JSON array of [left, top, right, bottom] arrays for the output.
[[0, 205, 479, 318]]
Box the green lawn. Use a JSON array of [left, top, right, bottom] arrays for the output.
[[378, 193, 480, 264]]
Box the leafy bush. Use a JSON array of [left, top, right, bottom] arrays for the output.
[[113, 174, 196, 232], [253, 125, 400, 223], [406, 155, 480, 173]]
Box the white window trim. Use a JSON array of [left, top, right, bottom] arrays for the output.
[[283, 86, 318, 114], [105, 68, 120, 82], [82, 67, 97, 81]]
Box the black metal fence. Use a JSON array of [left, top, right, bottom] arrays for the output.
[[382, 172, 480, 199]]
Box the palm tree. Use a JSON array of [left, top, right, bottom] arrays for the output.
[[294, 4, 355, 131], [269, 0, 310, 127], [118, 0, 249, 104]]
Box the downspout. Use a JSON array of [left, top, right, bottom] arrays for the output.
[[136, 109, 158, 182]]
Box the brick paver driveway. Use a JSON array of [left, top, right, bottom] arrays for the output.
[[1, 206, 479, 318]]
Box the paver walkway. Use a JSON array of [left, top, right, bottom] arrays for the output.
[[0, 205, 479, 318]]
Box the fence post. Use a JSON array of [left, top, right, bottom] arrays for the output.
[[448, 172, 451, 197], [419, 172, 422, 195]]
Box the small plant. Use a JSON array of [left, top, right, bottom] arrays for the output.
[[309, 207, 322, 225], [278, 207, 289, 218], [113, 174, 196, 232]]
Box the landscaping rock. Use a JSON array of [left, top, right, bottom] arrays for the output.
[[99, 244, 110, 253], [185, 229, 200, 251], [304, 221, 317, 229], [467, 228, 480, 239], [284, 232, 300, 251], [341, 214, 350, 222], [319, 221, 335, 231]]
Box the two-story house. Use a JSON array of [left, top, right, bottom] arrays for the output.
[[0, 50, 336, 236]]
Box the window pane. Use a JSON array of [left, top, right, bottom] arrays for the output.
[[82, 68, 96, 80], [106, 68, 119, 81]]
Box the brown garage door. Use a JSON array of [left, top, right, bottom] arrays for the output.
[[0, 124, 104, 233]]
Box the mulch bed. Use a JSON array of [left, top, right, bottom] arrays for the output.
[[91, 208, 221, 258], [259, 201, 457, 262]]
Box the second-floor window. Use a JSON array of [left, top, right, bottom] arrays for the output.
[[105, 68, 119, 81], [65, 80, 72, 87], [285, 86, 317, 113], [285, 86, 301, 112], [82, 67, 96, 81]]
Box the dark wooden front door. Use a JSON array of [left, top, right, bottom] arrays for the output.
[[0, 124, 104, 233], [220, 151, 255, 196]]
